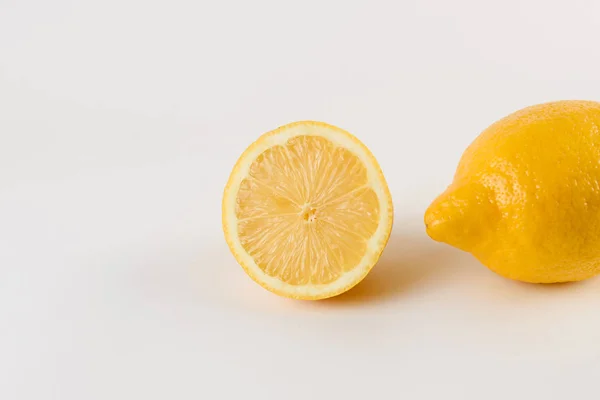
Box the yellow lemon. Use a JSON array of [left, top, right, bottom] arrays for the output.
[[425, 100, 600, 283], [223, 121, 393, 299]]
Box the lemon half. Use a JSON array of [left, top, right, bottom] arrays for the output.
[[222, 121, 393, 299]]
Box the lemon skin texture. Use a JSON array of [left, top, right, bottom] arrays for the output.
[[425, 100, 600, 283]]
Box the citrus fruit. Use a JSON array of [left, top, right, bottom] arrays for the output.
[[425, 100, 600, 283], [222, 121, 393, 299]]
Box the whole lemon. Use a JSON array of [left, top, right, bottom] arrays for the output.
[[425, 100, 600, 283]]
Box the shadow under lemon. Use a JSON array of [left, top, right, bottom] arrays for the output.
[[322, 231, 596, 307], [322, 229, 480, 305]]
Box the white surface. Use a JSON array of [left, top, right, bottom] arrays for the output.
[[2, 0, 600, 399]]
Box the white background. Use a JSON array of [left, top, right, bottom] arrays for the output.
[[2, 0, 600, 399]]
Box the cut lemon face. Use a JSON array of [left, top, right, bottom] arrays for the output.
[[222, 121, 393, 300]]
